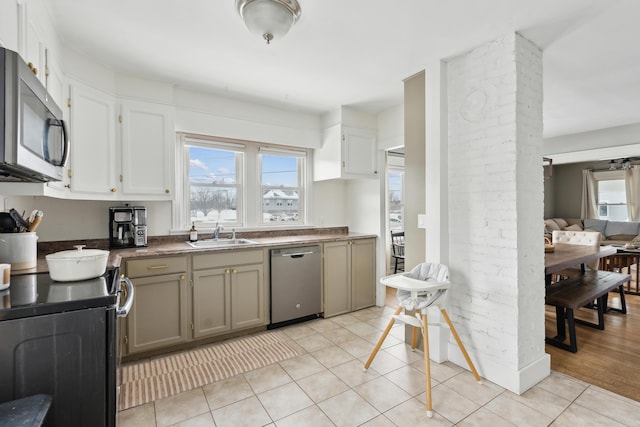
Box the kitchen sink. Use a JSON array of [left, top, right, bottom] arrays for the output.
[[186, 238, 257, 248]]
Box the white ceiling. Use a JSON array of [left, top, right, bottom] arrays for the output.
[[46, 0, 640, 139]]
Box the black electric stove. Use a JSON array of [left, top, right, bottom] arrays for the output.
[[0, 267, 129, 427], [0, 267, 119, 321]]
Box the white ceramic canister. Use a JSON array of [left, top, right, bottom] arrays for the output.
[[0, 232, 38, 270]]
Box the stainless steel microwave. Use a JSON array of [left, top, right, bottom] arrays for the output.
[[0, 47, 69, 182]]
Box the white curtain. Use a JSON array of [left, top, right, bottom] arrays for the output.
[[625, 165, 640, 221], [581, 169, 597, 219]]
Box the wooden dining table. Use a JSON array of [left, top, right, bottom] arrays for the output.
[[545, 243, 617, 285], [544, 243, 624, 352]]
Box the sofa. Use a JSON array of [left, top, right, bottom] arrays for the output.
[[544, 217, 640, 246]]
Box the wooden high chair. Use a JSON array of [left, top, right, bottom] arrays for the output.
[[364, 263, 482, 417]]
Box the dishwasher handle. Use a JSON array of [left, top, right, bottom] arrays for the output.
[[284, 251, 314, 258], [271, 246, 320, 258]]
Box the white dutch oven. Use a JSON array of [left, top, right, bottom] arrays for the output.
[[0, 232, 38, 270], [46, 245, 109, 282]]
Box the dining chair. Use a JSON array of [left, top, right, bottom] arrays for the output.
[[390, 231, 405, 273], [364, 262, 482, 417], [600, 253, 640, 295]]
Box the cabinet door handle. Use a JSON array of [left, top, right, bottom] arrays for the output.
[[148, 265, 168, 270], [232, 269, 237, 274], [180, 274, 185, 280], [225, 269, 230, 274]]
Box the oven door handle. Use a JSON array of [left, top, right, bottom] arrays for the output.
[[116, 277, 134, 317]]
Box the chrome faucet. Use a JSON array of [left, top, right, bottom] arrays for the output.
[[213, 222, 224, 240]]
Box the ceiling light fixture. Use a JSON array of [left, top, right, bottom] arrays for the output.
[[236, 0, 301, 45]]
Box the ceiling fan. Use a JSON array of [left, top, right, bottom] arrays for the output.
[[607, 157, 640, 170]]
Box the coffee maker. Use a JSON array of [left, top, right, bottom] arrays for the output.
[[109, 206, 147, 248]]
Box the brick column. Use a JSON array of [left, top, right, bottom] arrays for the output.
[[446, 33, 549, 393]]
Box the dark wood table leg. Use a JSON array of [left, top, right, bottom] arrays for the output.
[[555, 306, 566, 341], [566, 309, 577, 352], [606, 285, 627, 314], [545, 306, 578, 353], [575, 295, 606, 330]]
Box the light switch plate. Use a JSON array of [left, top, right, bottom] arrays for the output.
[[418, 214, 426, 229]]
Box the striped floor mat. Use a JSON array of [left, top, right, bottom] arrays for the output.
[[118, 331, 298, 411]]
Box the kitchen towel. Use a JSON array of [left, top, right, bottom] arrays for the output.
[[118, 330, 298, 411]]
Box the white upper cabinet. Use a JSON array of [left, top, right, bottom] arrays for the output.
[[21, 4, 44, 83], [342, 126, 377, 176], [314, 124, 378, 181], [67, 81, 175, 200], [69, 83, 118, 196], [13, 1, 64, 110], [120, 100, 174, 197], [0, 1, 19, 52]]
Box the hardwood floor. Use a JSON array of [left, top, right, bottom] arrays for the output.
[[545, 291, 640, 402], [385, 286, 640, 402]]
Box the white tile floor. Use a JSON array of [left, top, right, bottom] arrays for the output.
[[117, 305, 640, 426]]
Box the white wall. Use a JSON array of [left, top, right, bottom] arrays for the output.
[[447, 33, 549, 394], [345, 179, 380, 234], [311, 180, 347, 228], [544, 122, 640, 157], [3, 197, 171, 242], [544, 123, 640, 165], [174, 88, 322, 149], [377, 105, 403, 151]]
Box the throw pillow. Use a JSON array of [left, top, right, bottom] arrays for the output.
[[553, 218, 568, 228], [544, 219, 560, 231], [565, 224, 582, 231], [583, 218, 607, 234], [604, 221, 640, 237]]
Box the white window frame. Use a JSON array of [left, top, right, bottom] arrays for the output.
[[594, 170, 628, 221], [183, 135, 245, 229], [174, 133, 312, 232], [387, 152, 404, 232], [258, 146, 306, 226]]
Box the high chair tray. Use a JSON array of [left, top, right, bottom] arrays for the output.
[[379, 273, 450, 292]]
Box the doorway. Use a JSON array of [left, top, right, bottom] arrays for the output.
[[387, 151, 404, 279]]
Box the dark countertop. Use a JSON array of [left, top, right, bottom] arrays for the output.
[[0, 268, 120, 321], [15, 227, 377, 276]]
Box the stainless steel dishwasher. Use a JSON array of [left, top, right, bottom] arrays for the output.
[[269, 245, 322, 328]]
